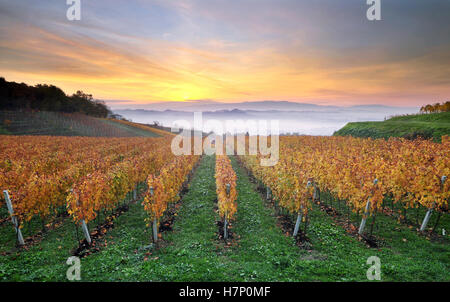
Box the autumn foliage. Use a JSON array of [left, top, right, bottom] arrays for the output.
[[420, 101, 450, 113], [142, 155, 200, 226], [66, 137, 174, 223], [0, 135, 173, 225], [239, 136, 449, 218]]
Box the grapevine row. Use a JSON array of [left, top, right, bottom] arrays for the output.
[[142, 154, 200, 241], [239, 136, 448, 232], [0, 135, 172, 225], [66, 139, 174, 224], [215, 155, 237, 238]]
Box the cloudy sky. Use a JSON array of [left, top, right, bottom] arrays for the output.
[[0, 0, 449, 107]]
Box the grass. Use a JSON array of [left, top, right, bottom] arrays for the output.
[[334, 112, 450, 142], [311, 191, 450, 281], [0, 212, 80, 281], [0, 189, 143, 281], [0, 155, 448, 281], [100, 119, 159, 137], [388, 112, 450, 122]]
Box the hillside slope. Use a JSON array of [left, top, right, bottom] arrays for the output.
[[334, 112, 450, 142], [0, 111, 163, 137]]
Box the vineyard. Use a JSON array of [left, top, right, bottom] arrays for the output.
[[0, 111, 161, 137], [0, 133, 449, 281], [1, 136, 171, 224], [239, 135, 449, 238]]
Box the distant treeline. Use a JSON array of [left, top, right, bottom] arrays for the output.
[[420, 101, 450, 114], [0, 77, 111, 117]]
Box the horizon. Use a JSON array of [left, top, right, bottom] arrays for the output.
[[1, 0, 449, 107], [107, 100, 420, 111]]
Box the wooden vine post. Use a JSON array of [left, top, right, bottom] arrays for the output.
[[358, 178, 378, 235], [266, 186, 271, 200], [312, 182, 320, 202], [293, 205, 303, 237], [420, 175, 446, 232], [3, 190, 25, 246], [149, 186, 158, 243], [293, 181, 312, 237], [81, 220, 92, 245], [69, 188, 91, 244], [224, 184, 230, 240]]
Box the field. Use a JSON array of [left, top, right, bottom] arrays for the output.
[[0, 130, 448, 282], [334, 112, 450, 142]]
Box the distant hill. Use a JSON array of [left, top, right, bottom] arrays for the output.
[[110, 100, 418, 113], [334, 112, 450, 142], [0, 111, 162, 137], [113, 104, 419, 136]]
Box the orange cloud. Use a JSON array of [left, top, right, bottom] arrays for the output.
[[1, 8, 449, 107]]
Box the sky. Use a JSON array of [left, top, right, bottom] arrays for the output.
[[0, 0, 449, 107]]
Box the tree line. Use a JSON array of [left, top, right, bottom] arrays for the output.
[[420, 101, 450, 114], [0, 77, 111, 118]]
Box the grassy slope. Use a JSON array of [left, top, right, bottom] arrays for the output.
[[100, 119, 159, 137], [1, 155, 448, 281], [0, 111, 160, 137], [334, 112, 450, 142]]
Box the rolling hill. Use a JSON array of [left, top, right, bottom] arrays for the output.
[[334, 112, 450, 142], [0, 111, 164, 137]]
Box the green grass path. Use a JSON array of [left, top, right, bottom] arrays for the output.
[[81, 154, 315, 281]]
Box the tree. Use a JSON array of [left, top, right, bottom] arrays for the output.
[[419, 102, 450, 114], [0, 78, 111, 117]]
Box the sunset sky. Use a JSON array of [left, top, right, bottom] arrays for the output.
[[0, 0, 449, 107]]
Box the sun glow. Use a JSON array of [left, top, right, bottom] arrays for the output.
[[1, 1, 449, 106]]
